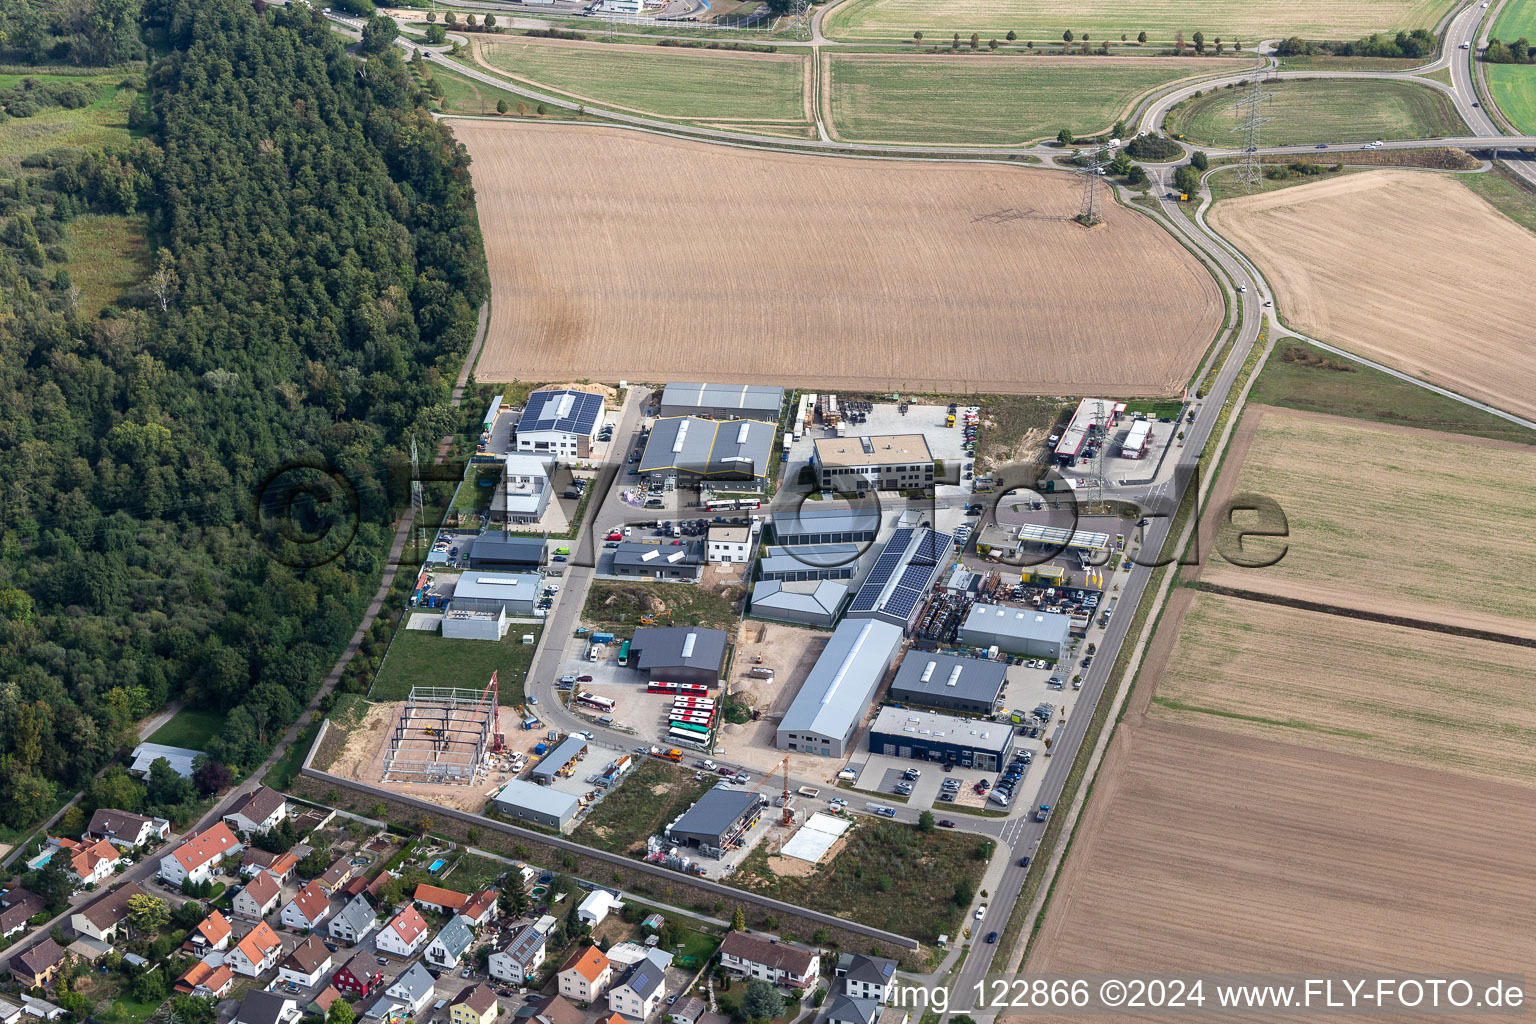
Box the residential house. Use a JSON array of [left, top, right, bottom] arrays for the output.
[[68, 883, 144, 943], [174, 959, 236, 999], [717, 932, 819, 990], [9, 939, 69, 989], [280, 881, 333, 932], [232, 990, 301, 1024], [366, 963, 435, 1021], [328, 894, 377, 945], [47, 836, 124, 886], [825, 995, 908, 1024], [460, 890, 500, 929], [412, 884, 470, 915], [601, 1016, 627, 1024], [233, 870, 282, 919], [836, 954, 898, 1003], [277, 935, 333, 989], [516, 995, 583, 1024], [316, 857, 355, 897], [332, 951, 385, 999], [222, 787, 289, 835], [488, 925, 546, 984], [425, 915, 475, 970], [596, 944, 667, 971], [557, 946, 612, 1004], [375, 906, 429, 958], [87, 809, 169, 850], [308, 987, 344, 1017], [577, 890, 623, 928], [65, 936, 113, 965], [450, 984, 499, 1024], [188, 910, 233, 952], [607, 957, 666, 1021], [241, 849, 299, 882], [0, 890, 43, 940], [159, 822, 241, 885], [226, 921, 283, 978]]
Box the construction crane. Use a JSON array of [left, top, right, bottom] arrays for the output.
[[743, 755, 795, 827]]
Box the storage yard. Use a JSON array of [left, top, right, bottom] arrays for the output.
[[1198, 405, 1536, 639], [1208, 170, 1536, 421], [459, 122, 1222, 395]]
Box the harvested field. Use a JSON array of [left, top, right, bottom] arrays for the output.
[[459, 122, 1222, 395], [1154, 592, 1536, 784], [824, 55, 1228, 145], [1197, 406, 1536, 638], [1023, 719, 1536, 983], [1207, 170, 1536, 421], [821, 0, 1456, 45]]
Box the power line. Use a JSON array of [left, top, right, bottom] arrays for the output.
[[1076, 142, 1108, 224], [1230, 73, 1273, 193]]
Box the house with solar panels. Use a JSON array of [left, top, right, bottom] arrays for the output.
[[776, 618, 904, 757], [845, 527, 952, 634], [640, 417, 775, 490], [514, 389, 606, 459]]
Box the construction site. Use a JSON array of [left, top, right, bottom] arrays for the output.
[[380, 681, 502, 785]]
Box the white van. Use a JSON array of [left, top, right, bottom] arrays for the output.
[[988, 789, 1011, 807]]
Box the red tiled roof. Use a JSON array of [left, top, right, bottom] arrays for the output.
[[243, 870, 281, 908], [233, 921, 282, 964], [561, 946, 610, 983], [287, 881, 330, 924], [171, 823, 240, 872], [196, 910, 232, 946], [385, 906, 428, 945], [412, 884, 469, 911]]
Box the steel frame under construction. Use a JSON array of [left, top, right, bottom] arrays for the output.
[[381, 684, 495, 785]]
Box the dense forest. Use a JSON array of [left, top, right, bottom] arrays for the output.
[[0, 0, 487, 828]]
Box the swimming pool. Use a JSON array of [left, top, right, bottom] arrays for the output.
[[428, 858, 447, 873]]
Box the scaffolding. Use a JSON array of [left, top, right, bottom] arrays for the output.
[[381, 684, 496, 785]]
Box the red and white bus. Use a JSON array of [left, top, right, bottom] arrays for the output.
[[705, 497, 761, 512], [647, 681, 679, 695], [576, 692, 616, 712], [648, 681, 711, 697], [672, 698, 715, 711]]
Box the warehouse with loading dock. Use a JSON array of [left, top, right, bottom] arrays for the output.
[[492, 780, 580, 831], [770, 506, 880, 547], [887, 652, 1006, 715], [640, 417, 776, 489], [531, 736, 589, 784], [776, 618, 904, 757], [659, 383, 785, 422], [749, 580, 848, 628], [468, 533, 547, 571], [868, 707, 1013, 772], [629, 627, 727, 687], [664, 785, 766, 859], [958, 606, 1071, 659]]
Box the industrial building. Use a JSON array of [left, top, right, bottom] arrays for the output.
[[1052, 398, 1126, 466], [749, 580, 847, 628], [1120, 419, 1153, 459], [496, 455, 555, 525], [629, 627, 727, 687], [811, 435, 933, 493], [867, 707, 1013, 772], [758, 544, 860, 582], [531, 735, 589, 784], [441, 607, 507, 642], [958, 605, 1072, 659], [887, 652, 1006, 715], [846, 527, 952, 633], [493, 781, 579, 831], [514, 389, 606, 459], [770, 505, 880, 547], [705, 525, 753, 564], [659, 383, 784, 422], [468, 533, 546, 571], [975, 523, 1109, 561], [451, 572, 541, 616], [640, 418, 776, 488], [612, 541, 705, 582], [776, 618, 905, 757], [664, 785, 765, 858]]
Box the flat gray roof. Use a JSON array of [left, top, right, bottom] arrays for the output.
[[631, 627, 727, 672], [454, 572, 541, 603], [778, 618, 904, 740], [494, 779, 579, 816], [890, 651, 1006, 704], [869, 706, 1013, 755], [640, 417, 775, 479], [960, 605, 1073, 643], [759, 544, 861, 576], [613, 541, 704, 570], [668, 785, 760, 841], [660, 383, 784, 418], [771, 504, 881, 540]]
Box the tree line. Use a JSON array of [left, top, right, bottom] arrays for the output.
[[1273, 29, 1435, 59], [1484, 37, 1535, 64], [0, 0, 486, 829]]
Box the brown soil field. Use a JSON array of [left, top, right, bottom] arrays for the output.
[[456, 121, 1223, 395], [1155, 592, 1536, 785], [1208, 170, 1536, 421], [1196, 406, 1536, 639], [1022, 720, 1536, 1004]]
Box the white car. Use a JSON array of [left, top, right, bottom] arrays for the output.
[[623, 526, 632, 537], [975, 905, 987, 920]]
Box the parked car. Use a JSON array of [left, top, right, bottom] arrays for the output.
[[577, 674, 593, 682], [527, 695, 538, 705], [975, 905, 987, 920], [937, 819, 956, 828]]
